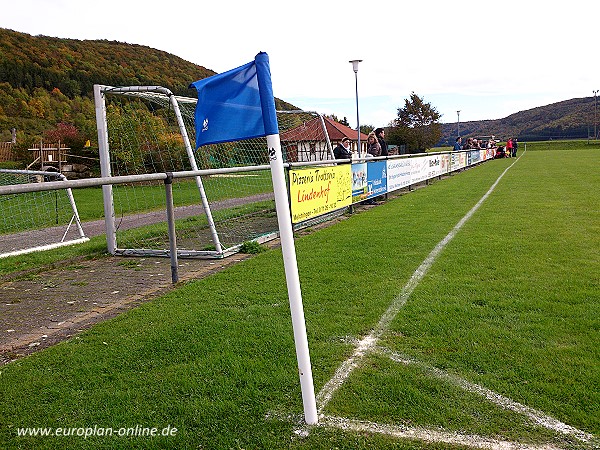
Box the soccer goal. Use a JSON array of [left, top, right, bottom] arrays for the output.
[[0, 169, 88, 258], [94, 84, 334, 258]]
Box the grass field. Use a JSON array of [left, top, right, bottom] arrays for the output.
[[70, 170, 274, 222], [0, 144, 598, 449], [0, 169, 274, 274], [0, 169, 274, 235]]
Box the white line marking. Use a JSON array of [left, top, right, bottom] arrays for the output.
[[319, 415, 563, 450], [316, 158, 520, 413], [375, 346, 596, 444], [284, 153, 597, 448]]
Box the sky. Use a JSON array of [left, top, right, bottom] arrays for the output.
[[1, 0, 598, 129]]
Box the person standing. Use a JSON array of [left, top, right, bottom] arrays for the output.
[[366, 131, 381, 157], [375, 128, 388, 156], [333, 137, 352, 160], [453, 136, 463, 151], [506, 138, 513, 158], [512, 138, 518, 157]]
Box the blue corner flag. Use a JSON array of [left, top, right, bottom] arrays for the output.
[[190, 52, 279, 148]]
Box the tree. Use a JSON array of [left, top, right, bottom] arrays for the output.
[[388, 92, 442, 153], [360, 124, 374, 135], [43, 122, 85, 149], [326, 114, 350, 127]]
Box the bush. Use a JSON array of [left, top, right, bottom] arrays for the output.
[[239, 241, 267, 254]]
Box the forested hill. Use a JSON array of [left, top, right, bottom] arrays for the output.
[[439, 96, 598, 145], [0, 28, 297, 144], [1, 27, 596, 148], [0, 28, 217, 98]]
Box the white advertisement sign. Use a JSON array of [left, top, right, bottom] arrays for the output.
[[410, 156, 429, 185], [386, 158, 412, 192]]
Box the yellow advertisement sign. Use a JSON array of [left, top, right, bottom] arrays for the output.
[[289, 165, 352, 223]]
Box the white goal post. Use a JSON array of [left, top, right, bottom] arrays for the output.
[[94, 84, 223, 257], [0, 169, 88, 258], [93, 84, 335, 259]]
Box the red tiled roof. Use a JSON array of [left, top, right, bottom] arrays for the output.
[[280, 116, 368, 142]]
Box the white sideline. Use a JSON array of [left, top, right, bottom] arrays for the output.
[[283, 152, 598, 448], [315, 157, 521, 413], [318, 415, 562, 450], [376, 346, 596, 444]]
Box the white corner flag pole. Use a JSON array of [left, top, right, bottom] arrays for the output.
[[267, 133, 318, 425]]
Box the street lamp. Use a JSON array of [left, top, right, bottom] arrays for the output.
[[594, 90, 598, 140], [457, 110, 461, 137], [350, 59, 362, 156]]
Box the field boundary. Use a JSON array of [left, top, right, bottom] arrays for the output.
[[312, 155, 522, 414], [281, 151, 598, 448]]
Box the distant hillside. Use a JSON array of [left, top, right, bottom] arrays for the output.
[[439, 97, 598, 145], [1, 27, 596, 150], [0, 28, 297, 144]]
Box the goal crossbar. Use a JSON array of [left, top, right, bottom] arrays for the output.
[[94, 84, 333, 259]]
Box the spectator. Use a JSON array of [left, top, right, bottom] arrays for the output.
[[366, 132, 381, 157], [512, 138, 518, 157], [375, 128, 388, 156], [453, 136, 462, 151], [506, 138, 513, 157], [333, 137, 352, 160]]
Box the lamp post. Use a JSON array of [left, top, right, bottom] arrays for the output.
[[457, 110, 461, 137], [594, 90, 598, 140], [350, 59, 362, 156]]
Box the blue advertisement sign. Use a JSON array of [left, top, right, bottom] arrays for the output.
[[366, 160, 387, 199]]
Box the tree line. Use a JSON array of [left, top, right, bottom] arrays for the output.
[[0, 28, 297, 155], [0, 28, 443, 157]]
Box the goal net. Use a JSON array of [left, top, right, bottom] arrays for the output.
[[0, 169, 88, 258], [95, 85, 334, 258]]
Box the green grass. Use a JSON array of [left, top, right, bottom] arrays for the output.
[[0, 161, 24, 170], [523, 139, 600, 152], [0, 236, 108, 278], [0, 146, 598, 449], [377, 148, 600, 432], [71, 170, 273, 222]]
